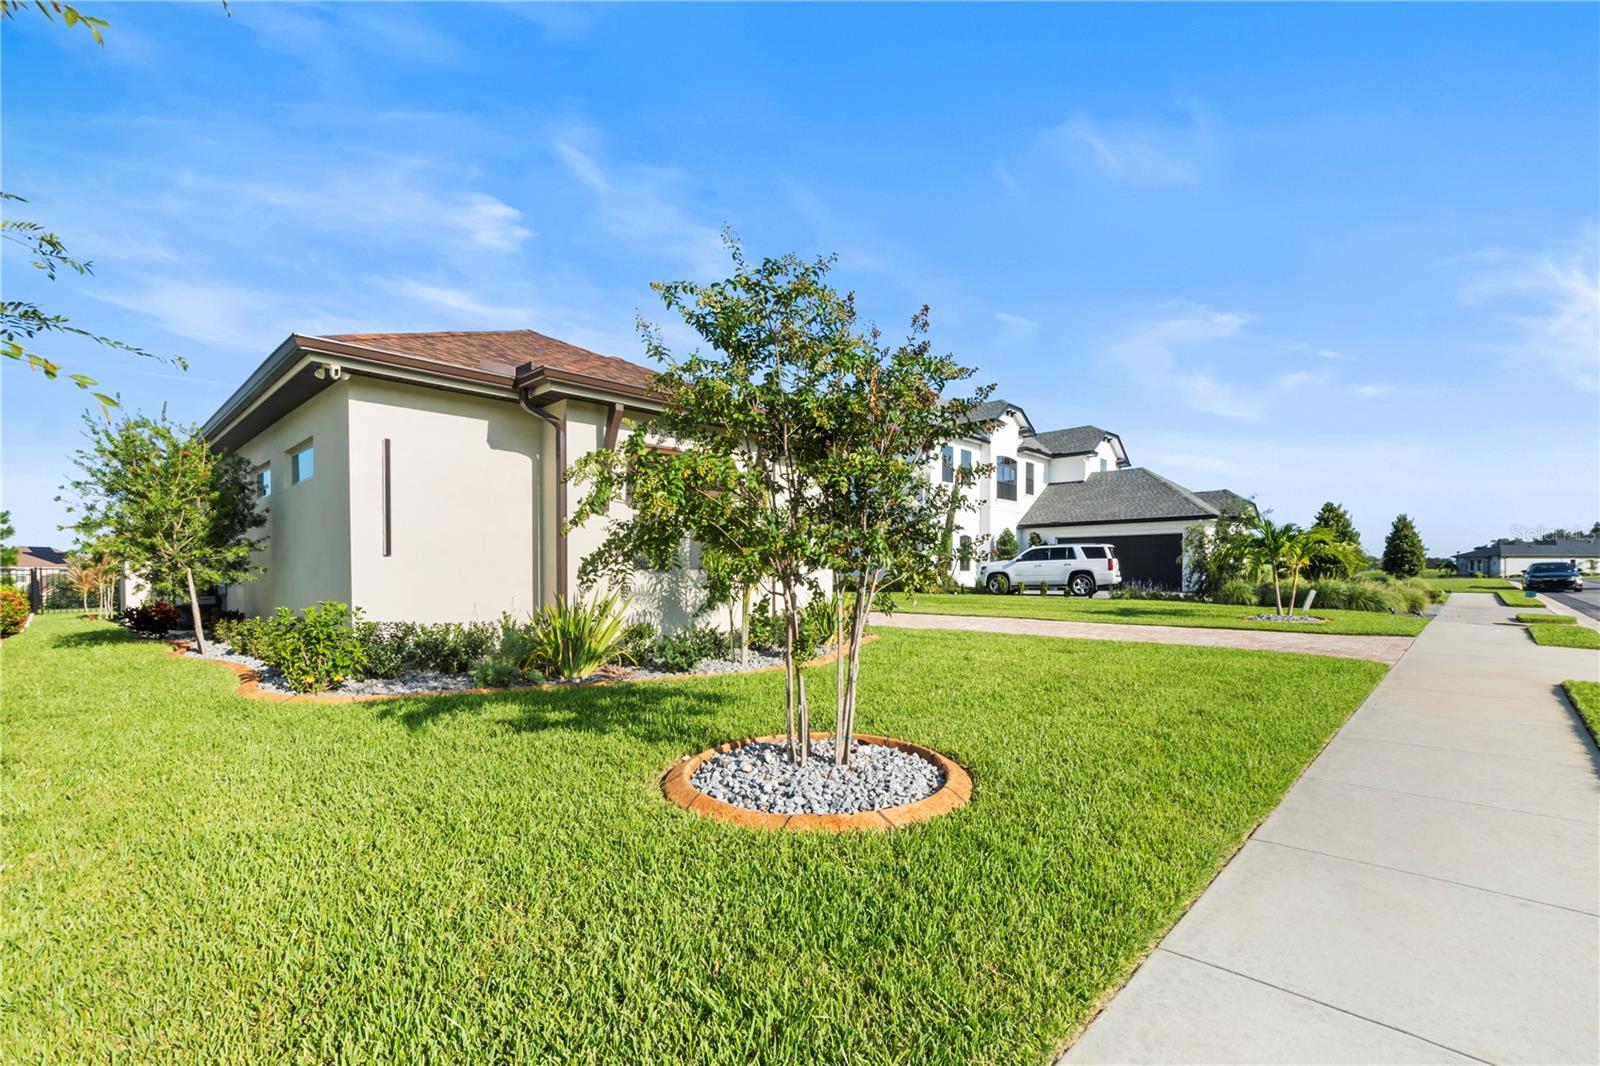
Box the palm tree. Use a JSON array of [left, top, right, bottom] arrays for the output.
[[64, 554, 105, 617], [1247, 513, 1297, 616], [1279, 527, 1345, 618]]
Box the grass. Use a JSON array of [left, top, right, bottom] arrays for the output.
[[1528, 623, 1600, 649], [888, 592, 1427, 636], [1418, 576, 1515, 592], [1515, 612, 1575, 625], [1497, 589, 1545, 608], [3, 615, 1386, 1065], [1562, 681, 1600, 747]]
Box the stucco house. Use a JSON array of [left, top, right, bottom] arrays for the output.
[[1453, 538, 1600, 577], [203, 330, 672, 624], [933, 400, 1249, 588]]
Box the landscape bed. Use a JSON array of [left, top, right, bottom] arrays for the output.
[[887, 592, 1428, 636], [5, 614, 1386, 1065]]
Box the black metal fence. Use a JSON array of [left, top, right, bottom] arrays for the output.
[[0, 568, 123, 616]]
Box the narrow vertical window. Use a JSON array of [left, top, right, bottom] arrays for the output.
[[290, 442, 315, 484], [1025, 462, 1035, 495], [381, 438, 392, 557], [940, 445, 954, 483], [254, 465, 272, 498]]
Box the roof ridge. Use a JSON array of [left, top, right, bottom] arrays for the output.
[[1124, 466, 1220, 516]]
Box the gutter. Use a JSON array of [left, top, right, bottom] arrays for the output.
[[518, 388, 568, 602]]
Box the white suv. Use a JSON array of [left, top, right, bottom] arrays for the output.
[[977, 542, 1122, 597]]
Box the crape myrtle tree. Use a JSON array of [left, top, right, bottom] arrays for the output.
[[569, 241, 989, 765], [62, 412, 265, 654], [813, 309, 989, 764]]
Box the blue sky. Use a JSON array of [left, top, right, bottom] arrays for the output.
[[4, 2, 1597, 555]]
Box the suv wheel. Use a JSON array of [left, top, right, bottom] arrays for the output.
[[986, 573, 1011, 595], [1069, 573, 1096, 598]]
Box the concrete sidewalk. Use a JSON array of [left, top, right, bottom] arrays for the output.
[[869, 610, 1414, 664], [1062, 592, 1600, 1065]]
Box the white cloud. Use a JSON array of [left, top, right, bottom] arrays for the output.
[[1100, 306, 1261, 421], [1353, 384, 1392, 398], [1040, 104, 1213, 187], [391, 280, 532, 323], [1458, 226, 1599, 391], [1276, 369, 1332, 390], [551, 132, 726, 276], [994, 311, 1039, 330], [446, 194, 535, 250]]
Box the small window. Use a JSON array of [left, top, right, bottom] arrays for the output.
[[959, 535, 972, 572], [290, 442, 314, 484], [254, 465, 272, 498], [941, 445, 954, 483], [1025, 462, 1035, 495], [1099, 457, 1109, 473], [1080, 546, 1106, 559], [960, 448, 973, 473], [996, 457, 1018, 501]]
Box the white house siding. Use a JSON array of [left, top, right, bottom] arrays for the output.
[[229, 382, 353, 618], [345, 376, 546, 624]]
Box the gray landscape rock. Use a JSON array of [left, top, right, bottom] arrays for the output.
[[690, 737, 944, 815]]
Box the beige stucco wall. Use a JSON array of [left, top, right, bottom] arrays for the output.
[[227, 382, 352, 617], [345, 376, 547, 623]]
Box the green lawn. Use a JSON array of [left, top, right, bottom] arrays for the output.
[[889, 592, 1427, 636], [1516, 612, 1575, 625], [1498, 589, 1544, 608], [1528, 624, 1600, 649], [3, 615, 1386, 1065], [1420, 576, 1516, 592], [1563, 681, 1600, 747]]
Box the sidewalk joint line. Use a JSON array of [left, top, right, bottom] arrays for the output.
[[1153, 948, 1497, 1065], [1300, 773, 1597, 825], [1246, 838, 1600, 917]]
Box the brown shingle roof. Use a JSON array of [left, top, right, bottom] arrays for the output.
[[318, 329, 656, 391]]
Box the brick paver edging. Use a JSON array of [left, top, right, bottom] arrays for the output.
[[661, 732, 973, 832], [167, 635, 878, 704]]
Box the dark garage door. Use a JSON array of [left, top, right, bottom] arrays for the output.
[[1103, 533, 1183, 589]]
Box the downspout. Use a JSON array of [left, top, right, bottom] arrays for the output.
[[519, 388, 567, 602]]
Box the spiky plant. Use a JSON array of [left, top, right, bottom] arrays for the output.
[[520, 593, 631, 681]]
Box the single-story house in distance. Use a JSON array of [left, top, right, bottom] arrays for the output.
[[1454, 538, 1600, 577], [933, 399, 1251, 588]]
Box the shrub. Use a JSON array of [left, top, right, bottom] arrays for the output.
[[1392, 579, 1431, 614], [1214, 578, 1258, 606], [353, 620, 499, 676], [616, 620, 658, 665], [467, 654, 526, 688], [519, 594, 630, 681], [747, 593, 838, 659], [259, 601, 368, 693], [119, 601, 184, 636], [0, 586, 29, 636], [651, 624, 730, 673], [1110, 582, 1187, 601]]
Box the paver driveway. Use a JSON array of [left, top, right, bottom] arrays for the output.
[[1060, 592, 1600, 1064]]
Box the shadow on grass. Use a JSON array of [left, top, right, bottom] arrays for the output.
[[368, 674, 744, 748], [49, 626, 142, 649]]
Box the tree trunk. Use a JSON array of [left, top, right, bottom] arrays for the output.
[[833, 580, 847, 764], [739, 584, 752, 665], [839, 578, 874, 765], [1272, 571, 1284, 616], [185, 567, 208, 657], [1288, 569, 1301, 618], [781, 583, 797, 762]]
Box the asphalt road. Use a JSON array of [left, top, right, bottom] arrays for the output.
[[1545, 587, 1600, 621]]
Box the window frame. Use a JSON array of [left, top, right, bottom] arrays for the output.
[[996, 456, 1018, 501], [289, 441, 315, 485]]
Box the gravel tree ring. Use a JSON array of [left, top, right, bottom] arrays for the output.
[[661, 733, 972, 832]]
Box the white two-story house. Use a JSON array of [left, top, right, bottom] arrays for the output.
[[932, 399, 1249, 589]]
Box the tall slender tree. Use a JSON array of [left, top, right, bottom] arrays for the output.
[[61, 412, 265, 653], [1382, 514, 1426, 578]]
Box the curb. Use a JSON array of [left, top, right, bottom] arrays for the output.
[[661, 732, 973, 833]]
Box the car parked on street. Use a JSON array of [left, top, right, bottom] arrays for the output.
[[978, 542, 1123, 597], [1522, 560, 1585, 591]]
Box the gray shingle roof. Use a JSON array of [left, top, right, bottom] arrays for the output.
[[1029, 425, 1113, 456], [1455, 538, 1600, 560], [1018, 468, 1219, 527], [1193, 489, 1253, 516], [966, 399, 1015, 423]]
